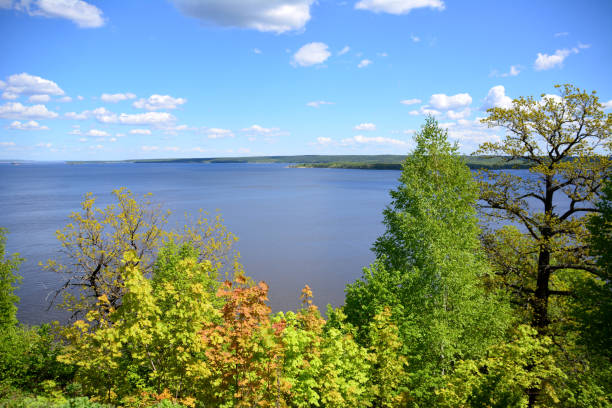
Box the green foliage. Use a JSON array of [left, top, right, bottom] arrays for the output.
[[0, 229, 22, 330], [478, 84, 611, 404], [44, 188, 239, 319], [439, 325, 567, 408], [345, 117, 511, 404], [58, 246, 219, 404]]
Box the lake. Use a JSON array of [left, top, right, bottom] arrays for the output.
[[0, 163, 570, 325], [0, 162, 402, 324]]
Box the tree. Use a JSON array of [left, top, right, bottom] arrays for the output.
[[0, 228, 22, 330], [44, 188, 239, 318], [478, 84, 611, 405], [344, 117, 510, 405]]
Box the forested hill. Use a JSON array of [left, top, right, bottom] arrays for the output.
[[67, 155, 532, 169]]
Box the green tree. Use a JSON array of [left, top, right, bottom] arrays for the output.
[[0, 228, 22, 329], [345, 117, 510, 405], [478, 84, 611, 405], [44, 188, 239, 319]]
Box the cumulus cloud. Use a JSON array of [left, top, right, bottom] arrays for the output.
[[410, 34, 420, 42], [28, 94, 50, 103], [338, 45, 350, 56], [292, 42, 331, 67], [354, 123, 376, 131], [534, 49, 572, 70], [0, 102, 59, 119], [357, 59, 372, 68], [8, 120, 49, 130], [206, 128, 234, 139], [64, 107, 176, 125], [307, 100, 335, 108], [133, 94, 187, 110], [491, 65, 521, 77], [429, 93, 472, 110], [355, 0, 445, 15], [170, 0, 315, 33], [316, 137, 333, 145], [603, 100, 612, 110], [482, 85, 512, 110], [58, 96, 72, 102], [2, 0, 105, 27], [253, 48, 262, 54], [1, 73, 64, 98], [141, 145, 159, 152], [100, 93, 136, 103], [408, 106, 442, 117], [533, 45, 588, 71], [400, 98, 421, 105], [342, 134, 408, 146], [85, 129, 110, 137], [130, 129, 152, 135]]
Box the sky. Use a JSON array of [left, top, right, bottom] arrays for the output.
[[0, 0, 611, 161]]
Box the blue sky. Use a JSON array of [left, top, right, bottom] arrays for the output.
[[1, 0, 611, 160]]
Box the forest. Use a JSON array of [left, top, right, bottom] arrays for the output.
[[0, 84, 610, 407]]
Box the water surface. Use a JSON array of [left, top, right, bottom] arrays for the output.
[[0, 163, 399, 324]]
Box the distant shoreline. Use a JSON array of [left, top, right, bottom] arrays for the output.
[[65, 155, 532, 170]]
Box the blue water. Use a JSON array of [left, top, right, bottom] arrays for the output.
[[0, 163, 401, 324]]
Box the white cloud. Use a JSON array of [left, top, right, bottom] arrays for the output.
[[316, 137, 332, 145], [534, 48, 577, 70], [354, 122, 376, 131], [130, 129, 152, 135], [482, 85, 512, 110], [0, 102, 59, 119], [86, 129, 110, 137], [0, 142, 16, 147], [444, 118, 502, 149], [8, 120, 49, 130], [89, 144, 104, 150], [28, 94, 50, 103], [307, 100, 335, 108], [100, 93, 136, 103], [492, 65, 521, 77], [2, 92, 18, 100], [554, 32, 569, 37], [357, 59, 372, 68], [116, 112, 175, 125], [409, 106, 442, 116], [78, 138, 87, 142], [446, 108, 471, 120], [253, 48, 262, 54], [410, 34, 420, 42], [241, 124, 279, 134], [342, 134, 408, 146], [65, 111, 88, 120], [338, 46, 350, 56], [77, 95, 84, 100], [133, 94, 187, 110], [58, 96, 72, 102], [355, 0, 444, 15], [170, 0, 315, 33], [2, 73, 64, 97], [64, 107, 176, 125], [400, 98, 421, 105], [429, 93, 472, 110], [141, 145, 159, 152], [603, 100, 612, 110], [292, 42, 331, 67], [206, 128, 234, 139], [7, 0, 105, 27], [35, 142, 53, 149]]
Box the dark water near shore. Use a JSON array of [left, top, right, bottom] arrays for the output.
[[0, 163, 401, 324], [0, 163, 571, 325]]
